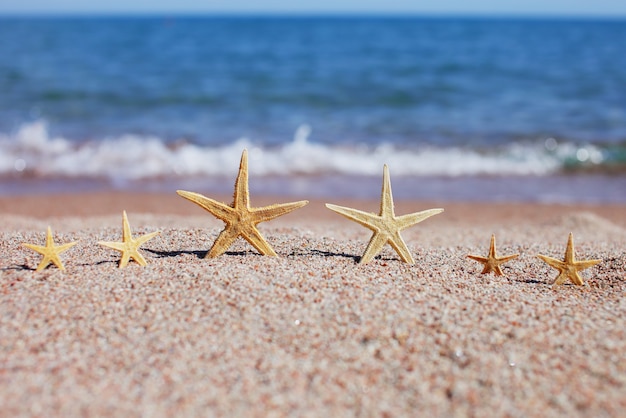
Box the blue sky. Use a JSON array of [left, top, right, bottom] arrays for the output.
[[1, 0, 626, 16]]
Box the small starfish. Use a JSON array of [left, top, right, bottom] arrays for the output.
[[537, 232, 601, 287], [467, 234, 519, 276], [325, 164, 443, 264], [177, 149, 308, 258], [22, 226, 78, 271], [98, 211, 161, 268]]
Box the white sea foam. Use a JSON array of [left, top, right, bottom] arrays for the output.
[[0, 121, 601, 180]]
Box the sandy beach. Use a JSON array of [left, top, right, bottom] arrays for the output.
[[1, 193, 625, 417]]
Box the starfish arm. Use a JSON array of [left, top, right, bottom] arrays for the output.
[[253, 200, 309, 223], [537, 254, 566, 270], [552, 272, 571, 287], [565, 232, 575, 263], [388, 231, 415, 264], [118, 251, 132, 268], [467, 254, 489, 263], [35, 255, 51, 271], [99, 241, 136, 268], [359, 232, 387, 264], [569, 271, 586, 286], [488, 234, 497, 257], [206, 226, 241, 258], [574, 259, 602, 270], [47, 253, 67, 271], [55, 241, 78, 254], [493, 265, 505, 276], [232, 149, 251, 209], [130, 250, 148, 267], [380, 164, 394, 217], [35, 256, 54, 271], [22, 243, 47, 254], [396, 208, 444, 230], [98, 241, 128, 252], [496, 253, 520, 263], [241, 226, 278, 256], [177, 190, 235, 222], [477, 264, 493, 274], [45, 226, 54, 245], [121, 211, 132, 241], [35, 258, 49, 271], [467, 254, 495, 274], [325, 203, 380, 232], [134, 231, 161, 246]]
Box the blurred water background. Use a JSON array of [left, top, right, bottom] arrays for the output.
[[0, 16, 625, 202]]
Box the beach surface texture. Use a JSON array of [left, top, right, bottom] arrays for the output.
[[1, 193, 625, 417]]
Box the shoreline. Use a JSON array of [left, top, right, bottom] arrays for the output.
[[1, 191, 625, 227], [2, 172, 626, 204]]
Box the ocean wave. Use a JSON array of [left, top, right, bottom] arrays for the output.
[[0, 121, 614, 181]]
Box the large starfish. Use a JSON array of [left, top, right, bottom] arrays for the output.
[[98, 211, 161, 268], [467, 234, 519, 276], [22, 226, 78, 271], [177, 149, 309, 258], [325, 164, 443, 264], [537, 232, 601, 287]]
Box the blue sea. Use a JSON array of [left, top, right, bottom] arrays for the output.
[[1, 16, 625, 202]]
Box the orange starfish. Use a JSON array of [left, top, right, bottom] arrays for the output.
[[177, 149, 308, 258], [537, 232, 601, 287], [467, 234, 519, 276]]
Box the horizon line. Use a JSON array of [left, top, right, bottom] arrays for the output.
[[1, 11, 626, 20]]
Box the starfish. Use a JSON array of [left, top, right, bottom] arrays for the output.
[[467, 234, 519, 276], [98, 211, 161, 268], [177, 149, 309, 258], [537, 232, 601, 287], [22, 226, 78, 271], [325, 164, 443, 264]]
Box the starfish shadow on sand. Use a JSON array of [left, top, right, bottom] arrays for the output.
[[289, 248, 408, 263], [514, 277, 543, 284], [144, 248, 265, 259], [303, 249, 361, 262], [224, 250, 264, 257], [144, 248, 207, 260], [86, 259, 131, 267], [2, 264, 34, 271]]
